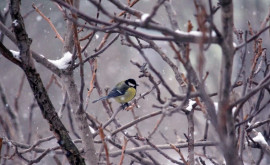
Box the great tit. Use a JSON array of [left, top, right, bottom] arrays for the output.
[[92, 79, 138, 106]]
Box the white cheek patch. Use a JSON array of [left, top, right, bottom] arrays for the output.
[[127, 82, 135, 87]]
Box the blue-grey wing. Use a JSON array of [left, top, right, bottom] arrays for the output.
[[93, 81, 129, 103], [107, 81, 129, 98], [107, 88, 125, 98]]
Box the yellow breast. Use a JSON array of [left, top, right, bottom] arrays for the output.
[[114, 88, 136, 104]]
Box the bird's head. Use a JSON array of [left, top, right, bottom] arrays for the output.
[[125, 79, 138, 88]]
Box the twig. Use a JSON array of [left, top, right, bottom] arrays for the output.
[[145, 138, 184, 165], [102, 141, 218, 157], [235, 25, 270, 51], [32, 3, 64, 43], [99, 127, 110, 165], [107, 139, 153, 164], [3, 139, 62, 154], [259, 7, 270, 31], [94, 0, 141, 51], [129, 108, 143, 137], [187, 109, 195, 165], [58, 92, 68, 118], [118, 137, 128, 165], [231, 72, 270, 109], [0, 42, 22, 67], [170, 144, 188, 165], [14, 74, 25, 112], [67, 102, 81, 138], [0, 83, 23, 141], [102, 106, 123, 130], [75, 34, 120, 68], [130, 60, 166, 104], [84, 58, 97, 111], [235, 98, 270, 128], [246, 118, 270, 132], [202, 119, 209, 155], [20, 136, 55, 154], [0, 137, 2, 161], [15, 145, 52, 165], [111, 110, 162, 136], [125, 35, 177, 97], [148, 113, 165, 139]]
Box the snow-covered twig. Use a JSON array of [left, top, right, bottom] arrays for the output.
[[48, 52, 73, 69]]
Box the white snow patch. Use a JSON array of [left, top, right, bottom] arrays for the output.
[[7, 141, 12, 147], [13, 19, 19, 26], [189, 31, 204, 36], [186, 99, 196, 111], [175, 29, 216, 37], [10, 50, 20, 60], [48, 52, 73, 69], [214, 102, 236, 115], [106, 135, 112, 140], [214, 102, 218, 113], [95, 34, 99, 39], [233, 42, 237, 47], [253, 132, 268, 145], [89, 126, 96, 134], [36, 15, 42, 22], [232, 107, 236, 114], [141, 13, 150, 22]]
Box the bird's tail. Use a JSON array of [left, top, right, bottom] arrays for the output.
[[92, 96, 108, 103]]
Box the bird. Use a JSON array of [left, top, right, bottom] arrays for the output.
[[92, 79, 138, 107]]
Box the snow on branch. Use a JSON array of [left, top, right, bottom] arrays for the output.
[[252, 132, 268, 145], [9, 50, 20, 61], [186, 99, 196, 111], [175, 29, 217, 38], [141, 13, 150, 22], [48, 52, 73, 69]]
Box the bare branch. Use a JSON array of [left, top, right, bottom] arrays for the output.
[[102, 141, 218, 157]]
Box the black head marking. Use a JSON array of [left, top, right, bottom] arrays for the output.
[[125, 79, 137, 88]]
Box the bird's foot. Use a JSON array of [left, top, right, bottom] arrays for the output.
[[121, 103, 129, 110]]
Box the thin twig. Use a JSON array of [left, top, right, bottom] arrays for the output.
[[20, 136, 55, 154], [32, 3, 64, 43], [118, 137, 128, 165], [145, 138, 184, 165], [99, 127, 110, 165], [102, 141, 218, 157], [170, 144, 189, 165]]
